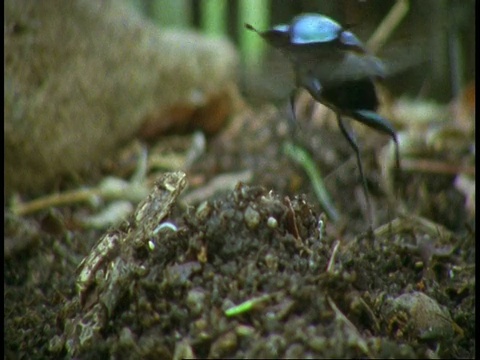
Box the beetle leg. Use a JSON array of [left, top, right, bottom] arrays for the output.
[[288, 89, 299, 133], [351, 110, 400, 171], [288, 72, 323, 135], [304, 77, 323, 98], [289, 65, 323, 133], [336, 114, 373, 227], [297, 68, 323, 101]]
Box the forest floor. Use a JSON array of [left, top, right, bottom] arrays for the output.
[[5, 91, 475, 358]]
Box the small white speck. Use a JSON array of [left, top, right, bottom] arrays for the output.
[[153, 222, 178, 235]]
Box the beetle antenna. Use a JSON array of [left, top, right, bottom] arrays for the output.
[[245, 23, 258, 33]]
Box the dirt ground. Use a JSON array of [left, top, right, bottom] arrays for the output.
[[4, 97, 475, 358]]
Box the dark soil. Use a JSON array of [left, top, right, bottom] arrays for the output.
[[4, 103, 475, 359]]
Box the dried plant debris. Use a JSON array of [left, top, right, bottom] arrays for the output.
[[57, 172, 187, 356], [40, 173, 474, 358]]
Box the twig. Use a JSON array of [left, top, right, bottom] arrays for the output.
[[367, 0, 410, 54], [400, 158, 475, 177], [326, 240, 340, 274]]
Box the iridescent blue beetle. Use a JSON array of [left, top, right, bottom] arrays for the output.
[[246, 14, 400, 224]]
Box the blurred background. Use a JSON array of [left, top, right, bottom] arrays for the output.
[[132, 0, 475, 104]]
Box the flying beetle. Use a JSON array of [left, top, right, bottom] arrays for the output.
[[246, 13, 400, 224]]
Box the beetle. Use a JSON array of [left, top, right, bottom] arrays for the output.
[[246, 13, 400, 224]]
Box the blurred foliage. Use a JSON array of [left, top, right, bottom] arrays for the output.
[[134, 0, 475, 102]]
